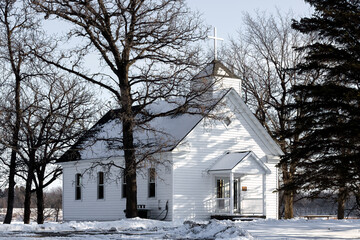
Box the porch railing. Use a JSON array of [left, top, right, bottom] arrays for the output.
[[214, 197, 264, 215]]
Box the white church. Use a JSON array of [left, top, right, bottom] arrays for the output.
[[57, 58, 283, 221]]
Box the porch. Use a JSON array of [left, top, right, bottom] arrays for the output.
[[208, 151, 270, 217]]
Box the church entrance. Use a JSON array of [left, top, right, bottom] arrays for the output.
[[215, 176, 241, 214], [214, 174, 264, 215]]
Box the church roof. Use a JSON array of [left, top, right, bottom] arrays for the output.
[[57, 60, 283, 163], [58, 90, 230, 163], [208, 151, 271, 174], [209, 151, 251, 171], [194, 60, 240, 79]]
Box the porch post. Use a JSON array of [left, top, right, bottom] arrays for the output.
[[230, 172, 234, 214]]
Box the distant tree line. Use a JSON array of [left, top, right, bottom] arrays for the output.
[[0, 187, 61, 210]]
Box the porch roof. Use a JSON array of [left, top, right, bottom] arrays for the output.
[[208, 151, 270, 174]]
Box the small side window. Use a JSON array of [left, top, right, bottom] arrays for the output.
[[224, 116, 232, 126], [148, 168, 156, 198], [98, 172, 104, 199], [75, 173, 82, 200]]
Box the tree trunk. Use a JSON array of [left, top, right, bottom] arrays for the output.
[[337, 187, 347, 219], [3, 153, 16, 224], [23, 165, 34, 224], [36, 182, 45, 224], [3, 74, 21, 224], [118, 59, 138, 218], [283, 190, 294, 219], [281, 162, 294, 219], [123, 118, 138, 218]]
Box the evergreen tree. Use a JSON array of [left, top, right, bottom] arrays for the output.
[[281, 0, 360, 219]]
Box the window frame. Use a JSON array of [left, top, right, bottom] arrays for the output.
[[75, 173, 82, 200], [148, 168, 156, 198], [97, 171, 105, 200]]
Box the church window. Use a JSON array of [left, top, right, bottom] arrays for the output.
[[98, 172, 104, 199], [148, 168, 156, 198], [224, 116, 232, 126], [75, 173, 82, 200]]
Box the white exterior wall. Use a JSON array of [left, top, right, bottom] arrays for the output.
[[264, 162, 278, 219], [239, 174, 263, 214], [171, 93, 279, 221], [214, 76, 242, 97], [60, 154, 173, 221], [61, 159, 124, 221]]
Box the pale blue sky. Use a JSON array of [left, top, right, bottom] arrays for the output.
[[187, 0, 313, 40]]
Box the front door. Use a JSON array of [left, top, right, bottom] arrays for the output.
[[215, 177, 230, 212]]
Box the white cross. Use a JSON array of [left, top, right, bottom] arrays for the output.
[[208, 27, 224, 60]]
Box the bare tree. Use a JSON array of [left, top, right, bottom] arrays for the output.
[[0, 0, 96, 224], [17, 74, 95, 224], [222, 10, 321, 219], [0, 0, 41, 224], [44, 187, 62, 222], [31, 0, 212, 218]]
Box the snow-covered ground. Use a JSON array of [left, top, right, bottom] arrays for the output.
[[0, 218, 359, 239]]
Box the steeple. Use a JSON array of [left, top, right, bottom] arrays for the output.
[[191, 60, 242, 99]]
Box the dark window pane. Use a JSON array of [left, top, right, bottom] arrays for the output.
[[98, 172, 104, 199], [75, 173, 82, 200], [98, 172, 104, 185], [148, 168, 156, 198], [76, 186, 81, 200], [217, 179, 224, 198], [98, 185, 104, 199], [149, 183, 155, 197]]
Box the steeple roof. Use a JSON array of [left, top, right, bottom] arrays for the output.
[[194, 60, 240, 79]]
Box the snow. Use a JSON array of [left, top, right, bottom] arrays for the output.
[[1, 218, 359, 239], [78, 100, 206, 160], [209, 151, 250, 171]]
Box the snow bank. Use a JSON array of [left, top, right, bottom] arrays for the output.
[[1, 218, 359, 239]]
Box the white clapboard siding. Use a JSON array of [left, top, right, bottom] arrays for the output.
[[214, 77, 242, 97], [61, 160, 124, 221], [240, 174, 263, 214], [264, 163, 278, 219], [136, 160, 173, 221], [61, 155, 173, 221], [172, 94, 277, 220]]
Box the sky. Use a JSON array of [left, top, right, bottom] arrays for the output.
[[187, 0, 313, 49]]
